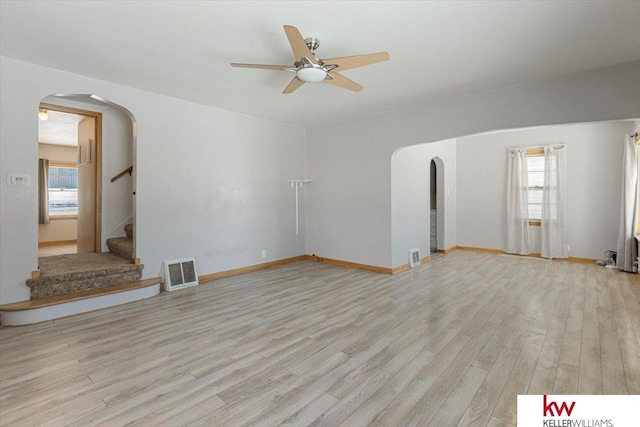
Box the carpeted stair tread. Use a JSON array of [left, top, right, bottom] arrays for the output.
[[107, 237, 133, 260], [124, 224, 133, 239], [33, 252, 135, 277], [27, 253, 143, 299]]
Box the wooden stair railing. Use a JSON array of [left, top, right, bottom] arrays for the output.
[[111, 165, 133, 182]]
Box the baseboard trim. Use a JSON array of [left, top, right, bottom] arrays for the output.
[[391, 255, 432, 274], [565, 256, 598, 264], [436, 246, 458, 254], [456, 246, 504, 254], [199, 253, 437, 281], [455, 246, 597, 264], [199, 255, 307, 283], [38, 239, 77, 248], [305, 255, 393, 274], [392, 264, 409, 274]]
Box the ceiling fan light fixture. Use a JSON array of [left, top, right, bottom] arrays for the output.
[[296, 67, 326, 83], [38, 110, 48, 121]]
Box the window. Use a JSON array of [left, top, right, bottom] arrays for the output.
[[48, 163, 78, 217], [525, 150, 544, 225]]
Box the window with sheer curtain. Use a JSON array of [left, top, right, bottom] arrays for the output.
[[526, 151, 544, 225], [616, 134, 638, 272], [540, 146, 567, 259], [505, 145, 567, 259]]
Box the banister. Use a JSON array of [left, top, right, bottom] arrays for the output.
[[111, 166, 133, 182]]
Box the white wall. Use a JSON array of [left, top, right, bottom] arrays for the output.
[[38, 143, 78, 243], [2, 56, 640, 304], [456, 121, 634, 259], [39, 143, 76, 162], [306, 60, 640, 269], [0, 56, 305, 304], [41, 95, 135, 250], [391, 139, 457, 267]]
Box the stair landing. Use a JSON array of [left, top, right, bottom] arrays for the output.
[[27, 252, 143, 299], [0, 252, 162, 326], [0, 278, 161, 326]]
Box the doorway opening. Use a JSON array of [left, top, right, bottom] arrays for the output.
[[430, 156, 445, 253], [430, 159, 437, 252], [38, 102, 102, 257]]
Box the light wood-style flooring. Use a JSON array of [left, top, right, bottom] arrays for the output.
[[1, 251, 638, 426], [38, 242, 77, 257]]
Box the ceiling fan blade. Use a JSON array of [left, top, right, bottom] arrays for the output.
[[322, 52, 389, 71], [324, 72, 363, 92], [231, 63, 294, 71], [283, 25, 316, 64], [282, 77, 305, 94]]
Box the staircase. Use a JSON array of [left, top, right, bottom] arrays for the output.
[[0, 223, 161, 326], [107, 223, 134, 260]]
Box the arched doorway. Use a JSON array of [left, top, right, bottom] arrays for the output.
[[37, 102, 102, 255], [37, 94, 137, 259]]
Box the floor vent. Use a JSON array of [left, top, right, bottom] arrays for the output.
[[164, 258, 199, 291], [409, 248, 420, 268]]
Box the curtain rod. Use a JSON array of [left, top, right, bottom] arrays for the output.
[[508, 144, 566, 151]]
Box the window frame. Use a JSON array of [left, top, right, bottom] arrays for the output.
[[526, 149, 544, 227], [48, 161, 78, 220]]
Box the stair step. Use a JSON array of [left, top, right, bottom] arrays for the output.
[[0, 278, 161, 326], [124, 223, 133, 240], [27, 252, 143, 299], [107, 237, 133, 260]]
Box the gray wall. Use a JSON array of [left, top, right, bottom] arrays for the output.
[[391, 139, 457, 267], [456, 121, 635, 259], [305, 60, 640, 268], [0, 56, 306, 304], [2, 55, 639, 304]]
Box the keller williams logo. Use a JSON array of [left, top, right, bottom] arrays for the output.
[[543, 395, 576, 417]]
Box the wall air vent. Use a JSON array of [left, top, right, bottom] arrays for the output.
[[163, 258, 198, 291], [409, 248, 420, 268]]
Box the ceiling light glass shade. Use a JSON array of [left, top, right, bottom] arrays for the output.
[[296, 67, 327, 83], [38, 110, 48, 121]]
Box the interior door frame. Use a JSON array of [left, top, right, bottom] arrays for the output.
[[40, 102, 103, 252]]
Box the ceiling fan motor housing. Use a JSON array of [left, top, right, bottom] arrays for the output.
[[304, 37, 320, 52]]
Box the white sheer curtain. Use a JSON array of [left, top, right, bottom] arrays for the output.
[[504, 149, 532, 255], [616, 135, 638, 272], [541, 146, 568, 259]]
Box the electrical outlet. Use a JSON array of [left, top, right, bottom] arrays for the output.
[[567, 244, 571, 252], [261, 249, 267, 259]]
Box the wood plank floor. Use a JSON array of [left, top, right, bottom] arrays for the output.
[[1, 251, 638, 426], [38, 242, 77, 257]]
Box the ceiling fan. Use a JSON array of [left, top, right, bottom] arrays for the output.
[[231, 25, 390, 94]]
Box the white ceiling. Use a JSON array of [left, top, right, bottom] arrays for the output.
[[38, 110, 84, 146], [2, 1, 639, 129]]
